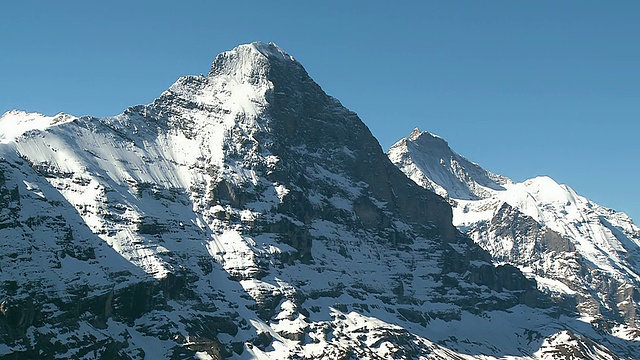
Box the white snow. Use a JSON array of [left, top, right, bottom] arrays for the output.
[[534, 275, 577, 295], [390, 128, 640, 339], [0, 110, 76, 144]]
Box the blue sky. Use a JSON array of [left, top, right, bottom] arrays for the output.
[[1, 1, 639, 222]]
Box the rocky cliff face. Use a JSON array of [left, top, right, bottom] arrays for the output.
[[0, 43, 638, 359], [389, 129, 640, 350]]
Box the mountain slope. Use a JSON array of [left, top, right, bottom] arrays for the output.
[[389, 129, 640, 335], [1, 43, 638, 359], [388, 128, 511, 200]]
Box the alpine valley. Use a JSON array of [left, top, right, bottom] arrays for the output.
[[0, 42, 638, 359]]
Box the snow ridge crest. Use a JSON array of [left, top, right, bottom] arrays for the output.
[[208, 41, 296, 80], [0, 110, 77, 144], [390, 127, 640, 331], [388, 129, 509, 200]]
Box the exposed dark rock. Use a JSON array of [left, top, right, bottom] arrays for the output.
[[2, 42, 635, 359]]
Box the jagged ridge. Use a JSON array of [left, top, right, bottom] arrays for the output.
[[1, 42, 638, 359], [389, 128, 640, 336]]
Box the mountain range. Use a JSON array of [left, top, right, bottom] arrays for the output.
[[389, 129, 640, 330], [0, 42, 638, 359]]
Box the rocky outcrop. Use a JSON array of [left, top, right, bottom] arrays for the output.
[[536, 330, 621, 360], [1, 43, 637, 359]]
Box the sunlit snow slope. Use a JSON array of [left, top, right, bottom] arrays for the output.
[[389, 129, 640, 334]]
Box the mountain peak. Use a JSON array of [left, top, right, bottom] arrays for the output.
[[408, 127, 422, 140], [391, 128, 640, 333], [246, 41, 294, 61], [207, 41, 298, 80], [402, 128, 449, 149], [4, 42, 640, 358], [388, 128, 509, 200]]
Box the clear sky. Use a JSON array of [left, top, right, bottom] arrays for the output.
[[1, 1, 639, 222]]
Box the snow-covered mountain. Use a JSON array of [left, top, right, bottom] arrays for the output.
[[389, 129, 640, 339], [387, 128, 512, 201], [1, 43, 638, 359]]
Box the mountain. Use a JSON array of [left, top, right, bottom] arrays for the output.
[[389, 129, 640, 341], [0, 43, 638, 359], [387, 128, 512, 201]]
